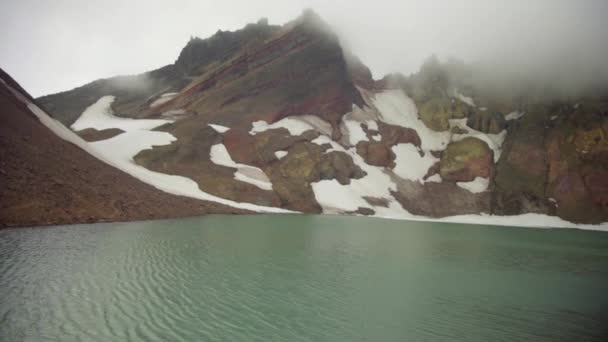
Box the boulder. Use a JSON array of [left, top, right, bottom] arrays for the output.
[[418, 97, 452, 131], [439, 137, 493, 182], [377, 122, 421, 147], [356, 141, 395, 168], [318, 151, 366, 184], [266, 142, 365, 212]]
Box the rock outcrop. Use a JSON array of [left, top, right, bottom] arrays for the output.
[[466, 110, 506, 134], [439, 137, 494, 182]]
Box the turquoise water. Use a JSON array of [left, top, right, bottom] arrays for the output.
[[1, 215, 607, 341]]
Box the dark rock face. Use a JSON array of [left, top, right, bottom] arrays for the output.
[[492, 102, 608, 223], [363, 196, 390, 207], [466, 110, 506, 134], [347, 207, 375, 216], [391, 177, 491, 217], [492, 106, 550, 216]]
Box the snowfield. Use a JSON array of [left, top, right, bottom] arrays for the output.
[[2, 75, 606, 230], [372, 90, 450, 151], [0, 83, 289, 213], [72, 96, 172, 131]]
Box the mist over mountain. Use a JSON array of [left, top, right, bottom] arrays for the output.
[[1, 0, 607, 97], [1, 6, 607, 228]]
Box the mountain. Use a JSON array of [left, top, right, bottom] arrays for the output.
[[7, 10, 608, 227], [0, 69, 248, 228]]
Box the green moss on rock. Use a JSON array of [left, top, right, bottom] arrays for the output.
[[439, 137, 493, 182]]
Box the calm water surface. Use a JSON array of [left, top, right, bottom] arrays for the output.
[[1, 215, 607, 341]]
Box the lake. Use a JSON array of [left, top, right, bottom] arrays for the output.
[[1, 215, 607, 341]]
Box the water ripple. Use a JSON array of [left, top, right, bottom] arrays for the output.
[[1, 216, 608, 341]]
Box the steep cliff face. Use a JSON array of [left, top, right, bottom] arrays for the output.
[[382, 57, 608, 224], [28, 11, 608, 226], [36, 19, 281, 126], [0, 69, 248, 228]]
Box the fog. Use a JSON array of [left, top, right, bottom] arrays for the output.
[[1, 0, 607, 97]]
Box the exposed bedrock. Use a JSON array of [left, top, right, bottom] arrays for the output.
[[391, 176, 491, 217], [134, 125, 282, 207], [264, 142, 366, 212], [466, 110, 507, 134]]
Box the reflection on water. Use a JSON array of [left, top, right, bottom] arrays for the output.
[[1, 215, 607, 341]]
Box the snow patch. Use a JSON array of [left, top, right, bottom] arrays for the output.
[[457, 177, 489, 193], [161, 109, 187, 118], [343, 120, 368, 145], [310, 135, 409, 217], [275, 151, 288, 160], [371, 134, 382, 141], [310, 135, 343, 152], [505, 111, 525, 121], [454, 90, 476, 107], [426, 174, 442, 183], [392, 144, 438, 183], [250, 118, 314, 136], [72, 96, 171, 132], [372, 90, 451, 151], [209, 124, 230, 133], [210, 144, 273, 191], [312, 179, 369, 212], [366, 120, 378, 131], [150, 92, 178, 108]]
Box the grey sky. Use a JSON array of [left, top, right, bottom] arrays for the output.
[[1, 0, 607, 97]]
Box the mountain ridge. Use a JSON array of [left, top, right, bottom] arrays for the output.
[[3, 10, 607, 227]]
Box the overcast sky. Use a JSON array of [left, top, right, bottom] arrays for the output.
[[1, 0, 607, 97]]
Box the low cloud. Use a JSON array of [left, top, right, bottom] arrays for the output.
[[1, 0, 607, 97]]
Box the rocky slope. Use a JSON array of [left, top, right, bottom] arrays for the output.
[[18, 10, 608, 226], [0, 69, 248, 228]]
